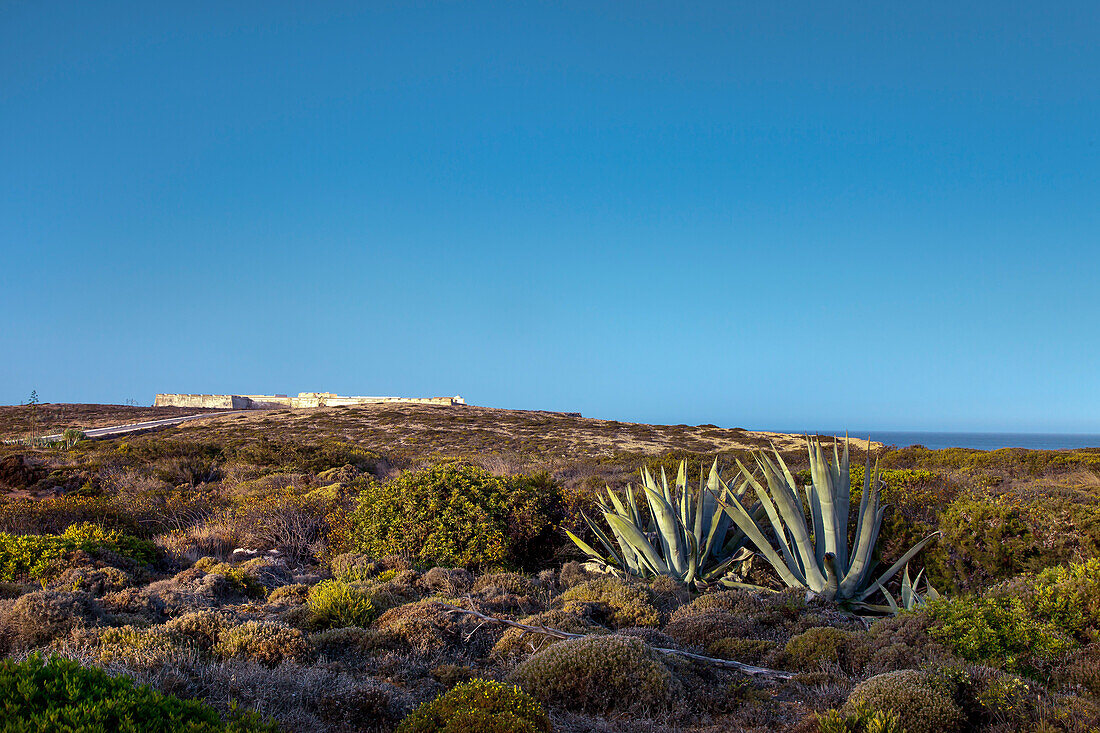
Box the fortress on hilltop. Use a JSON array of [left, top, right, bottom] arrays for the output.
[[153, 392, 466, 409]]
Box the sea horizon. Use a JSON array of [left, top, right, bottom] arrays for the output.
[[770, 430, 1100, 451]]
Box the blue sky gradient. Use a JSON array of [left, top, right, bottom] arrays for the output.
[[2, 2, 1098, 431]]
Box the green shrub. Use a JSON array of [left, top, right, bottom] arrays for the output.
[[396, 678, 550, 733], [191, 558, 267, 599], [926, 595, 1072, 675], [91, 625, 188, 667], [558, 577, 659, 628], [930, 499, 1039, 592], [165, 610, 229, 651], [0, 522, 158, 581], [818, 700, 906, 733], [0, 654, 277, 732], [267, 583, 310, 605], [307, 579, 375, 629], [846, 669, 964, 733], [1026, 558, 1100, 642], [784, 626, 856, 671], [213, 620, 308, 666], [352, 464, 560, 570], [509, 634, 677, 712]]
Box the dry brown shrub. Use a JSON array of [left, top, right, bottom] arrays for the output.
[[0, 589, 102, 648], [213, 620, 309, 666], [663, 609, 757, 649], [53, 566, 132, 595], [421, 567, 473, 595], [491, 608, 608, 660], [372, 600, 502, 661]]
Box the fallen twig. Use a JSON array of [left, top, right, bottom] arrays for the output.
[[439, 600, 794, 680]]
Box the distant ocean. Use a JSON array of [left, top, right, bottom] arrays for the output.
[[789, 432, 1100, 451]]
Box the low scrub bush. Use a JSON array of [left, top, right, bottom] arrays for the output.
[[1022, 558, 1100, 642], [930, 499, 1040, 592], [846, 669, 964, 733], [213, 620, 309, 666], [783, 626, 856, 671], [558, 577, 660, 628], [509, 634, 677, 713], [352, 464, 561, 570], [396, 678, 550, 733], [307, 579, 375, 629], [1, 589, 102, 647], [817, 700, 905, 733], [0, 522, 158, 581], [926, 595, 1072, 675], [0, 653, 277, 732]]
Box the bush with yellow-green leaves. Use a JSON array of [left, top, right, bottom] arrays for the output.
[[396, 678, 550, 733]]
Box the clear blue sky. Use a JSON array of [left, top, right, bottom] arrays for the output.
[[2, 2, 1098, 432]]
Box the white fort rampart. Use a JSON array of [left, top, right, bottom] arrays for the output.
[[153, 392, 466, 409]]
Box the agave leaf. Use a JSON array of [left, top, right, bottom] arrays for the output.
[[821, 552, 840, 601], [901, 565, 915, 609], [604, 513, 669, 575], [839, 468, 884, 597], [605, 487, 629, 518], [835, 435, 851, 572], [637, 479, 688, 576], [684, 530, 699, 585], [925, 578, 940, 601], [873, 581, 899, 615], [581, 512, 628, 569], [701, 487, 727, 560], [717, 579, 780, 592], [565, 530, 618, 568], [602, 515, 643, 574], [735, 460, 803, 579], [857, 531, 941, 601], [626, 483, 643, 528], [716, 490, 807, 588], [700, 548, 749, 581], [805, 442, 828, 569], [757, 453, 826, 591]]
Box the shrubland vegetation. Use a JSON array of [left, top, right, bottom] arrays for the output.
[[1, 402, 1099, 731]]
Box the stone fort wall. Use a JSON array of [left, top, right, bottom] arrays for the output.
[[154, 393, 465, 409]]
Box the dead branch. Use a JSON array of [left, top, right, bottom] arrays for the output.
[[439, 601, 794, 680]]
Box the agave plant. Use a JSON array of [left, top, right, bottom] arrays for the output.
[[719, 437, 939, 607], [866, 565, 940, 615], [566, 459, 764, 588]]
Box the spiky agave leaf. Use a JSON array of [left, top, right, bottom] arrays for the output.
[[729, 437, 940, 609], [567, 459, 753, 588]]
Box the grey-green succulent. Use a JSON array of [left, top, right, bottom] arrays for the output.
[[865, 564, 940, 615], [566, 459, 763, 588], [719, 437, 939, 607]]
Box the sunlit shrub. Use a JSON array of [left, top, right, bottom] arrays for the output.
[[0, 522, 158, 581], [352, 464, 561, 570], [213, 620, 309, 666], [165, 610, 229, 651], [926, 595, 1072, 675], [307, 579, 375, 629], [396, 678, 550, 733], [783, 626, 856, 671], [1, 589, 102, 647], [818, 700, 905, 733], [559, 577, 659, 628]]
